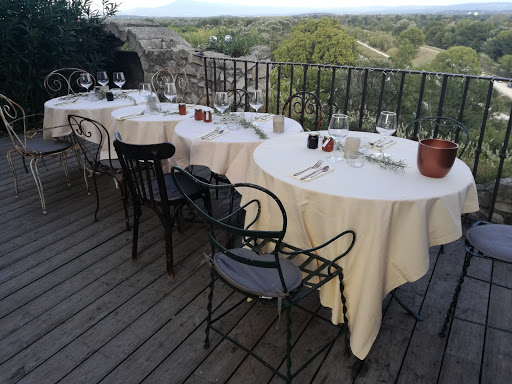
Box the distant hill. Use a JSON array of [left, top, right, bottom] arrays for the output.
[[118, 1, 512, 17]]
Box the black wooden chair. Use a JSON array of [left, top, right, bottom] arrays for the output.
[[1, 94, 73, 214], [114, 134, 212, 278], [405, 116, 470, 157], [171, 166, 356, 383], [282, 91, 323, 131], [44, 68, 96, 98], [440, 221, 512, 337], [68, 115, 129, 228]]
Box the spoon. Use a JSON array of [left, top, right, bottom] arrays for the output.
[[301, 165, 329, 180]]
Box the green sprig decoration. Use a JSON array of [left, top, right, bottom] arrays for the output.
[[334, 141, 406, 173], [215, 112, 269, 139], [59, 90, 137, 105]]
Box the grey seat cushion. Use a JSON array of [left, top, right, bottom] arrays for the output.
[[25, 139, 72, 155], [467, 224, 512, 262], [213, 248, 302, 297]]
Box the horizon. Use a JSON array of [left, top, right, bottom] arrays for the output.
[[109, 0, 512, 13]]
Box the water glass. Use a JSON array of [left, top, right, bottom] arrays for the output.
[[347, 151, 365, 168]]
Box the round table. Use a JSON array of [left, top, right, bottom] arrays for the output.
[[241, 131, 479, 360], [43, 91, 146, 141], [172, 112, 303, 184]]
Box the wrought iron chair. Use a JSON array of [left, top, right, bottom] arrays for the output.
[[440, 221, 512, 337], [171, 166, 356, 383], [1, 94, 73, 214], [67, 115, 129, 228], [151, 68, 188, 102], [44, 68, 96, 98], [113, 133, 212, 278], [404, 116, 470, 157], [281, 91, 323, 131]]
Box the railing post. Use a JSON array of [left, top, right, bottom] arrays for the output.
[[328, 67, 336, 123], [473, 80, 494, 176], [203, 56, 209, 107], [358, 68, 369, 131]]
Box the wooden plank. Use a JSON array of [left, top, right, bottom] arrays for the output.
[[481, 328, 512, 384], [487, 282, 512, 331], [438, 319, 484, 384]]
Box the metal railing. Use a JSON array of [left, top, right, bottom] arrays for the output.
[[198, 53, 512, 223]]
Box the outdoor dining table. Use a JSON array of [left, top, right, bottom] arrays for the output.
[[171, 112, 303, 184], [240, 131, 479, 360], [42, 90, 146, 141]]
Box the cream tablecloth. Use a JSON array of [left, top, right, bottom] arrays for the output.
[[241, 131, 479, 360], [171, 112, 303, 184], [43, 91, 146, 141]]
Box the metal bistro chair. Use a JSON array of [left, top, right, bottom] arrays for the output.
[[282, 91, 323, 131], [405, 116, 470, 157], [171, 166, 356, 383], [114, 133, 212, 278], [68, 115, 129, 228], [1, 94, 73, 214], [44, 68, 96, 98], [440, 221, 512, 337]]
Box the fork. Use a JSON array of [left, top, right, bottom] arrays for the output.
[[293, 160, 323, 176], [201, 127, 221, 139]]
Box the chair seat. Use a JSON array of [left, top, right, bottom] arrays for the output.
[[99, 158, 122, 170], [25, 139, 71, 155], [213, 248, 302, 297], [150, 172, 207, 203], [467, 224, 512, 261]]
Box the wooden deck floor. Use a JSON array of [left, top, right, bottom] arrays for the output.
[[0, 136, 511, 384]]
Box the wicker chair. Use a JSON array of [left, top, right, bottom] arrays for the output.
[[1, 94, 73, 214], [171, 166, 356, 383]]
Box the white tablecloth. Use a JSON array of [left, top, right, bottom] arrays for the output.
[[241, 131, 479, 360], [171, 112, 303, 184], [106, 104, 203, 161], [43, 91, 146, 141]]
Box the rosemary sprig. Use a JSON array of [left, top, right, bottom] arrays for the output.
[[58, 90, 137, 105], [215, 112, 269, 139], [334, 140, 406, 173], [161, 110, 181, 116]]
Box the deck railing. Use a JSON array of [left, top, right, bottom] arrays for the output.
[[197, 54, 512, 222]]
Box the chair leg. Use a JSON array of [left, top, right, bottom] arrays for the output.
[[132, 205, 141, 260], [438, 244, 445, 256], [204, 269, 215, 349], [60, 153, 71, 186], [30, 158, 47, 214], [119, 180, 130, 230], [285, 305, 292, 384], [6, 150, 19, 198], [92, 169, 100, 222], [164, 213, 175, 279], [440, 251, 473, 337], [339, 273, 351, 357], [391, 290, 424, 321], [82, 157, 90, 196]]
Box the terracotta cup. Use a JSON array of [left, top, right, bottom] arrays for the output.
[[417, 138, 458, 178]]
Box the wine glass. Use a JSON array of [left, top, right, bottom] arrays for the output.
[[139, 83, 152, 101], [113, 72, 126, 90], [163, 82, 177, 111], [327, 114, 350, 162], [214, 92, 230, 129], [376, 111, 397, 157], [249, 89, 264, 113], [79, 73, 93, 94], [96, 71, 109, 87]]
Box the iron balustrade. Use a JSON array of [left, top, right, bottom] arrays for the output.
[[198, 53, 512, 222]]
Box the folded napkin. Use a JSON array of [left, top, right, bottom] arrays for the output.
[[290, 167, 334, 182], [121, 90, 138, 94], [254, 114, 274, 123], [54, 99, 81, 106], [198, 129, 228, 140], [367, 140, 396, 151], [117, 112, 146, 120]]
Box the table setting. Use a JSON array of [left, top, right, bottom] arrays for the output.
[[239, 128, 479, 360]]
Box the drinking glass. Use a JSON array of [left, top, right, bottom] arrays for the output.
[[96, 71, 109, 87], [113, 72, 126, 90], [214, 91, 230, 129], [164, 82, 177, 102], [79, 73, 93, 94], [139, 83, 152, 101], [249, 89, 264, 113], [376, 111, 397, 157], [327, 114, 349, 162]]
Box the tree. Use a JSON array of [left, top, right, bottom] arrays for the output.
[[273, 17, 357, 65], [391, 40, 417, 68], [484, 30, 512, 60], [399, 27, 425, 48], [429, 46, 481, 75], [498, 54, 512, 77]]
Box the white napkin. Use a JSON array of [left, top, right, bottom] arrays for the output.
[[55, 99, 81, 106], [254, 114, 274, 123], [290, 167, 334, 182], [117, 113, 146, 120], [367, 140, 396, 151], [198, 130, 228, 140]]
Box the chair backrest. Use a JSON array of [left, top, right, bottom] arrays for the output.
[[44, 68, 96, 98], [281, 91, 323, 131], [231, 89, 249, 112], [0, 94, 28, 150], [405, 116, 470, 157], [170, 166, 293, 292], [113, 132, 174, 209], [68, 115, 114, 169]]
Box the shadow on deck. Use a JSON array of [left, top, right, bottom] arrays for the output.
[[0, 136, 510, 384]]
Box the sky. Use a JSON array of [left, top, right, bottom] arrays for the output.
[[108, 0, 512, 12]]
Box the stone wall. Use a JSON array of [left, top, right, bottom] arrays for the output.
[[471, 178, 512, 224], [104, 19, 270, 106]]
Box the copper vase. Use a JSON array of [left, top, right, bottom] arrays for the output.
[[417, 139, 458, 178]]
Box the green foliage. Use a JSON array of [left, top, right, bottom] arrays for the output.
[[428, 46, 481, 75], [484, 29, 512, 60], [498, 54, 512, 77], [273, 17, 357, 65], [391, 40, 417, 68], [399, 28, 425, 48], [0, 0, 119, 116]]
